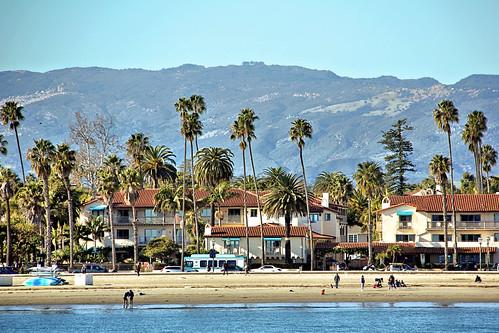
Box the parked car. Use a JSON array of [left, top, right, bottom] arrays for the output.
[[251, 265, 283, 272], [0, 266, 17, 274], [79, 263, 109, 273], [388, 263, 415, 271], [161, 266, 198, 273]]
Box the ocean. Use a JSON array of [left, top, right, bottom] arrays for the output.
[[0, 302, 498, 332]]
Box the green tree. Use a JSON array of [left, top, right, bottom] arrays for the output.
[[462, 111, 487, 193], [143, 145, 177, 188], [460, 172, 476, 194], [263, 172, 308, 264], [120, 167, 141, 265], [386, 244, 402, 263], [16, 177, 44, 236], [207, 181, 234, 225], [433, 100, 459, 266], [480, 144, 497, 193], [143, 236, 179, 263], [0, 134, 7, 156], [189, 95, 206, 151], [289, 118, 314, 269], [429, 154, 451, 270], [0, 167, 19, 265], [154, 183, 182, 243], [126, 133, 149, 188], [194, 147, 234, 226], [313, 171, 353, 205], [53, 143, 77, 268], [27, 139, 55, 265], [379, 118, 415, 195], [87, 215, 109, 251], [353, 161, 384, 266], [261, 167, 287, 189], [1, 101, 26, 182]]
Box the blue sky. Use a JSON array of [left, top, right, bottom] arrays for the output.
[[1, 0, 498, 84]]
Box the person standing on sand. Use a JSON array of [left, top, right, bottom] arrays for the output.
[[136, 262, 141, 276], [360, 275, 365, 291], [223, 262, 228, 275], [123, 291, 130, 308], [332, 273, 340, 289]]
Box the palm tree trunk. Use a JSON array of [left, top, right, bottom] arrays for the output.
[[132, 206, 138, 265], [298, 148, 313, 270], [442, 186, 449, 270], [242, 147, 249, 267], [181, 138, 187, 271], [109, 203, 117, 271], [367, 199, 372, 266], [284, 212, 291, 264], [210, 203, 216, 227], [247, 141, 265, 265], [478, 142, 483, 193], [5, 197, 12, 266], [14, 127, 26, 183], [473, 146, 480, 193], [43, 174, 52, 266], [173, 209, 177, 244], [447, 133, 458, 267], [486, 171, 490, 194], [189, 140, 200, 253], [65, 181, 74, 269]]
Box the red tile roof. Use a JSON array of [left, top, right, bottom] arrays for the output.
[[206, 224, 309, 238], [112, 189, 160, 208], [385, 194, 499, 212]]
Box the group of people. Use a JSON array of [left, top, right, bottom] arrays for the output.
[[123, 290, 134, 309], [331, 273, 407, 291]]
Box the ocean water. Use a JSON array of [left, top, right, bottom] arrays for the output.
[[0, 302, 498, 332]]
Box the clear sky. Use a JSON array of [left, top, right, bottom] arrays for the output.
[[1, 0, 498, 84]]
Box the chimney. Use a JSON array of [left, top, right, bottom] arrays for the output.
[[435, 185, 443, 195], [381, 197, 390, 209], [321, 193, 329, 207]]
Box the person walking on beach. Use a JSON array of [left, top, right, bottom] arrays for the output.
[[123, 291, 130, 308], [136, 262, 141, 276], [332, 273, 340, 289], [223, 262, 228, 275], [128, 290, 134, 308], [360, 275, 365, 291]]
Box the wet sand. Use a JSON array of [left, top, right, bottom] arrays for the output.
[[1, 272, 498, 305]]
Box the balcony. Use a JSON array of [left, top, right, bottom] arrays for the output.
[[398, 222, 412, 230], [113, 216, 171, 225], [427, 221, 499, 230]]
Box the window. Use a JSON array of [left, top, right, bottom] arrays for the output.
[[200, 260, 207, 268], [460, 214, 481, 222], [348, 234, 358, 243], [116, 229, 129, 239], [495, 233, 499, 242], [310, 213, 320, 223], [324, 213, 331, 221], [399, 215, 412, 229], [431, 234, 452, 242], [494, 213, 499, 222], [145, 209, 160, 223], [265, 240, 281, 255], [250, 209, 258, 217], [431, 215, 451, 222], [144, 229, 162, 242], [228, 209, 241, 216], [117, 210, 130, 223], [396, 234, 415, 242], [201, 208, 211, 217], [461, 234, 481, 242], [223, 239, 240, 255]]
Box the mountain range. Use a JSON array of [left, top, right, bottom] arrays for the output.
[[1, 62, 498, 182]]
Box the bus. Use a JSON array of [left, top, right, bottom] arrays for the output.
[[184, 254, 245, 272]]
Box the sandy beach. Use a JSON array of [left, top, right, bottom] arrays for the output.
[[1, 272, 499, 306]]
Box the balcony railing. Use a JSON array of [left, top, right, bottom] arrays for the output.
[[398, 222, 412, 229], [114, 216, 171, 225], [427, 221, 499, 230]]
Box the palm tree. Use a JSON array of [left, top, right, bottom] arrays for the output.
[[27, 139, 55, 265], [87, 215, 110, 251], [0, 167, 19, 265], [143, 145, 177, 188], [0, 134, 7, 156], [386, 244, 402, 264], [314, 171, 353, 205], [1, 101, 26, 182], [433, 100, 459, 266], [126, 133, 149, 188], [262, 167, 287, 189], [120, 167, 141, 265], [175, 96, 191, 271], [481, 144, 497, 193], [289, 118, 314, 269], [239, 108, 265, 265], [15, 177, 44, 235], [462, 111, 487, 193], [207, 181, 235, 225], [97, 154, 123, 271], [263, 172, 308, 264], [53, 143, 76, 268], [429, 154, 451, 270], [194, 147, 234, 226], [353, 161, 384, 266], [189, 95, 206, 151], [154, 183, 182, 243]]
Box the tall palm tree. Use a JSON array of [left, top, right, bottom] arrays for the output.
[[263, 172, 308, 264], [353, 161, 384, 266], [175, 96, 191, 271], [0, 167, 19, 265], [433, 99, 459, 266], [53, 143, 76, 268], [1, 101, 26, 182], [429, 154, 451, 270], [120, 167, 141, 265], [143, 145, 177, 188], [87, 215, 110, 251], [154, 183, 182, 244], [194, 147, 234, 226], [0, 134, 7, 156], [15, 177, 44, 235], [126, 133, 149, 188], [189, 95, 206, 151], [314, 171, 353, 205], [289, 118, 314, 269], [181, 112, 203, 253], [239, 108, 265, 265], [27, 139, 55, 265], [481, 144, 497, 193], [462, 111, 487, 193], [97, 154, 123, 271]]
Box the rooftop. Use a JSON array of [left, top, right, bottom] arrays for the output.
[[383, 194, 499, 213]]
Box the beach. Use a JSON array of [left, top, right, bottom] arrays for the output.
[[1, 272, 498, 306]]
